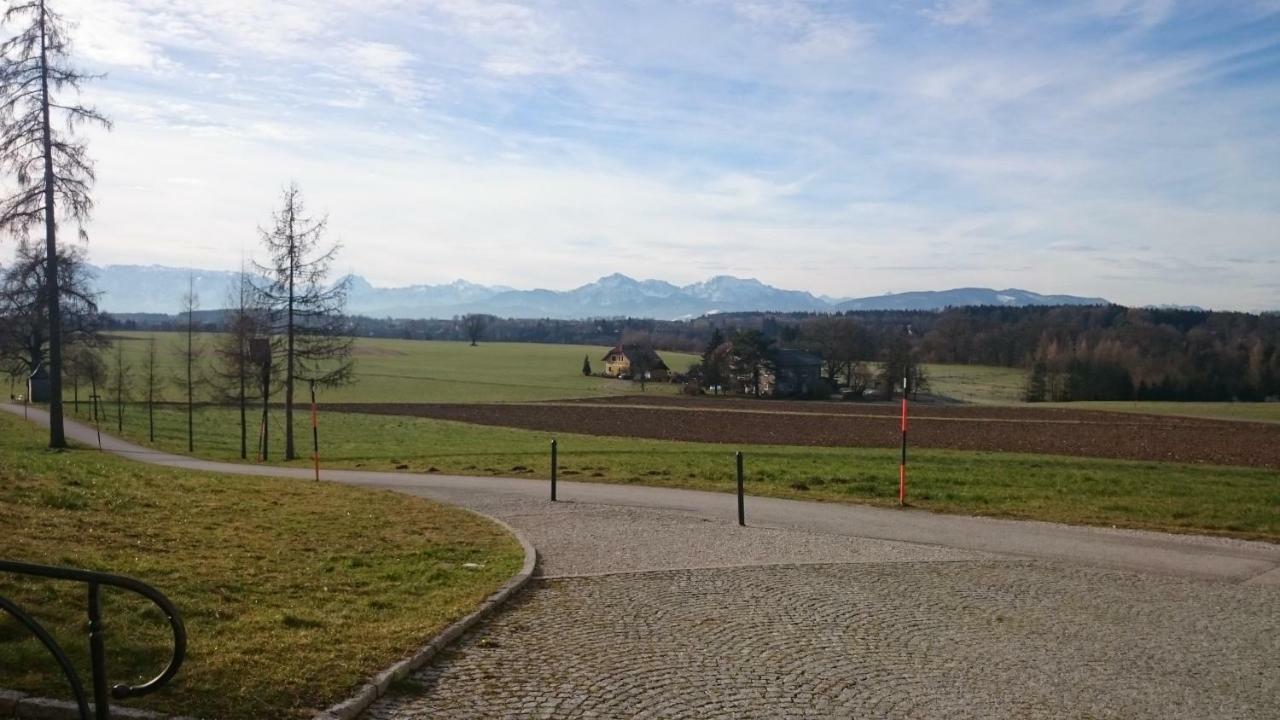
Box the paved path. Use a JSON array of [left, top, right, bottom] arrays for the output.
[[6, 405, 1280, 718]]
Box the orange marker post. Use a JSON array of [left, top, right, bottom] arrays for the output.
[[899, 375, 908, 507]]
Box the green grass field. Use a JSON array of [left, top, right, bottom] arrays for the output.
[[85, 333, 700, 405], [92, 403, 1280, 542], [923, 364, 1026, 404], [1043, 401, 1280, 424], [922, 364, 1280, 422], [0, 412, 522, 719]]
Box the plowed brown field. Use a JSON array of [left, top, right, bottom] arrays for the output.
[[325, 399, 1280, 470]]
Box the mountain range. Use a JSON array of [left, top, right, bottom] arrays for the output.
[[85, 264, 1109, 320]]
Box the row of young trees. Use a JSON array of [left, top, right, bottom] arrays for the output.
[[0, 182, 355, 459]]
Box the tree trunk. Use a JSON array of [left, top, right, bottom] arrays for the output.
[[187, 310, 194, 452], [38, 1, 65, 448], [285, 205, 297, 460], [261, 374, 269, 461], [239, 343, 247, 459]]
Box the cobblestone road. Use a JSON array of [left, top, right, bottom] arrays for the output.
[[366, 498, 1280, 719]]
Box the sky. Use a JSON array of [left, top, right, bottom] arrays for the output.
[[34, 0, 1280, 310]]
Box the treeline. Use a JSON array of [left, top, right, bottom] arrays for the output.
[[1006, 306, 1280, 402], [107, 310, 936, 352]]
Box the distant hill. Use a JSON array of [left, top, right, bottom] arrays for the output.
[[86, 264, 1108, 320], [834, 288, 1109, 311]]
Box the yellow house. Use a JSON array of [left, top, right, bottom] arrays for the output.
[[601, 345, 670, 381]]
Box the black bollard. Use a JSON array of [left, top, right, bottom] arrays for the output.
[[736, 451, 745, 526], [551, 438, 558, 502]]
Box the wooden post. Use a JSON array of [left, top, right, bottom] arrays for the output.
[[550, 439, 558, 501], [736, 451, 745, 526]]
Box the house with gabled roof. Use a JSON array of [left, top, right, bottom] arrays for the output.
[[601, 344, 670, 381]]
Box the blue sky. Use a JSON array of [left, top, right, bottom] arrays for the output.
[[53, 0, 1280, 309]]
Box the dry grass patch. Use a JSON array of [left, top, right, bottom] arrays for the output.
[[0, 412, 522, 719]]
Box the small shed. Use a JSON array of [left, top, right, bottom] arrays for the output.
[[27, 364, 50, 403]]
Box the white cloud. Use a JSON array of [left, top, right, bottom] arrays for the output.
[[1081, 55, 1205, 107], [732, 0, 870, 58], [340, 41, 428, 104], [429, 0, 590, 77], [59, 0, 171, 70], [923, 0, 993, 27], [1090, 0, 1175, 28]]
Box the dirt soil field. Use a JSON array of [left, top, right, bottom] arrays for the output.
[[325, 397, 1280, 470]]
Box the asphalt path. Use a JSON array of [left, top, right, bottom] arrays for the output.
[[4, 402, 1277, 585]]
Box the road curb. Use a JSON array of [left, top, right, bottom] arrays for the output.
[[312, 510, 538, 720], [0, 691, 196, 719]]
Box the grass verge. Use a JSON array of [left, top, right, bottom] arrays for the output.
[[99, 403, 1280, 543], [0, 411, 523, 719]]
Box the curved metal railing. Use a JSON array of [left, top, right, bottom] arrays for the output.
[[0, 559, 186, 720]]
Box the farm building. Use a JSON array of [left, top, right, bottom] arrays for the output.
[[765, 349, 825, 397], [602, 344, 670, 381]]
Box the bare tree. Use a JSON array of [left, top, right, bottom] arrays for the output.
[[142, 335, 159, 441], [254, 183, 353, 460], [212, 268, 265, 459], [63, 340, 94, 413], [878, 329, 928, 400], [0, 237, 101, 381], [462, 313, 488, 346], [106, 338, 130, 432], [79, 343, 102, 423], [0, 0, 111, 448], [171, 275, 203, 452], [730, 329, 774, 397], [799, 316, 871, 387], [619, 330, 662, 391]]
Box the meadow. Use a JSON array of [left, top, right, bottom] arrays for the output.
[[921, 363, 1026, 404], [93, 403, 1280, 542], [86, 332, 700, 404], [0, 412, 522, 718], [923, 363, 1280, 422]]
